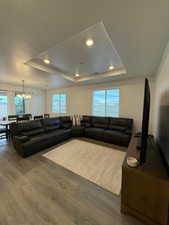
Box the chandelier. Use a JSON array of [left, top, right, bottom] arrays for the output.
[[15, 80, 32, 99]]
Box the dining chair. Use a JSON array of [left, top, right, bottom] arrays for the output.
[[17, 116, 30, 123], [44, 114, 50, 118], [8, 115, 18, 121], [0, 127, 7, 139], [24, 114, 32, 119], [34, 115, 43, 120]]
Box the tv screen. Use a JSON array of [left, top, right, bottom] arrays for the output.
[[140, 78, 150, 165], [157, 90, 169, 174]]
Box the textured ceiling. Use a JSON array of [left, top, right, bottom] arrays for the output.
[[0, 0, 169, 89]]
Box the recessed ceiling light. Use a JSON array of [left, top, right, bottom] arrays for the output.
[[75, 73, 80, 77], [109, 65, 114, 70], [86, 38, 94, 47], [43, 59, 50, 64]]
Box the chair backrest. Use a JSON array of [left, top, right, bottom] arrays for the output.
[[17, 116, 30, 123], [23, 114, 32, 119], [8, 115, 18, 121], [34, 115, 43, 120], [44, 114, 50, 118]]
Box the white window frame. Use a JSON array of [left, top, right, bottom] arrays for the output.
[[14, 96, 25, 115], [92, 89, 120, 117], [51, 93, 67, 114], [0, 94, 8, 119]]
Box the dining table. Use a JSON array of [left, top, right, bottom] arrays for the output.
[[0, 120, 16, 139]]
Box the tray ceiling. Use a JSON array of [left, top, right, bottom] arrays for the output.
[[26, 22, 126, 83]]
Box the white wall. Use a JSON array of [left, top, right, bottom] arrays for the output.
[[46, 78, 155, 133], [0, 83, 45, 117], [153, 40, 169, 137]]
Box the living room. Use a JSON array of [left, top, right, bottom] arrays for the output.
[[0, 1, 169, 225]]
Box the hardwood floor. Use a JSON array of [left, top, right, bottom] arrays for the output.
[[0, 139, 144, 225]]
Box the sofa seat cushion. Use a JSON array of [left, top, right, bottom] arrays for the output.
[[21, 128, 45, 137], [14, 135, 30, 143], [109, 125, 126, 132], [85, 128, 104, 139], [39, 129, 72, 141], [104, 130, 130, 147]]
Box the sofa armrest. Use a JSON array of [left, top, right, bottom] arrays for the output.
[[14, 135, 30, 143], [12, 135, 30, 157]]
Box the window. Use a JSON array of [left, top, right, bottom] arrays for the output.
[[14, 97, 25, 115], [52, 94, 67, 113], [0, 95, 8, 119], [92, 89, 120, 117]]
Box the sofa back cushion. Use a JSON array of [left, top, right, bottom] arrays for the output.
[[14, 120, 45, 136], [109, 118, 133, 131], [92, 117, 109, 129], [43, 118, 61, 132], [60, 116, 72, 129], [80, 116, 92, 128]]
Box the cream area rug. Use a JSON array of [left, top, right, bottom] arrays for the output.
[[43, 139, 126, 195]]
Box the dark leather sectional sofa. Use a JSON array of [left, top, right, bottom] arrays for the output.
[[81, 116, 133, 147], [12, 117, 72, 157], [12, 116, 133, 157]]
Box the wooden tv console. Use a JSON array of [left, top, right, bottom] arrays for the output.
[[121, 135, 169, 225]]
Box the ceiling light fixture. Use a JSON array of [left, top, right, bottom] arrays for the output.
[[86, 38, 94, 47], [43, 58, 50, 64], [109, 65, 114, 70], [75, 73, 80, 77], [15, 80, 32, 99]]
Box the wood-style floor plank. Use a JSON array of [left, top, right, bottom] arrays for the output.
[[43, 139, 126, 195], [0, 139, 144, 225]]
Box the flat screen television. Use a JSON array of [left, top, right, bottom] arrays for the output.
[[139, 78, 151, 165], [157, 89, 169, 175]]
